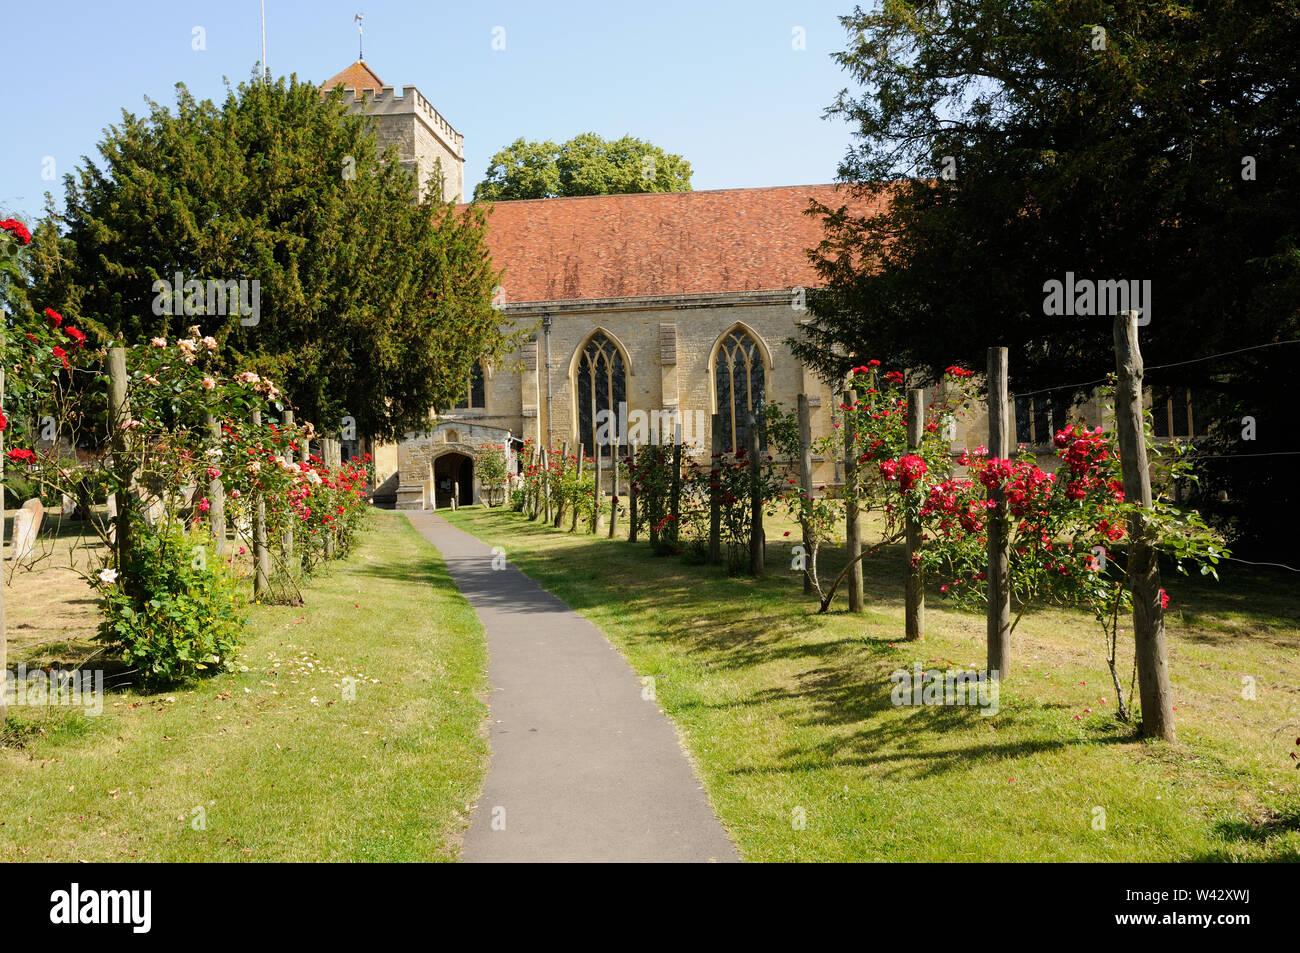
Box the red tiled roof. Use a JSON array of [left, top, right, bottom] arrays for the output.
[[464, 184, 882, 303], [323, 61, 385, 93]]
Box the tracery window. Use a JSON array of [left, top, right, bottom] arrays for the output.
[[576, 331, 626, 457], [715, 328, 766, 453], [454, 363, 486, 410]]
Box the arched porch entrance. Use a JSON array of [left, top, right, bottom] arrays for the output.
[[433, 452, 473, 509]]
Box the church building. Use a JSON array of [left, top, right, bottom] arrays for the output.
[[324, 61, 879, 509], [324, 62, 1138, 509]]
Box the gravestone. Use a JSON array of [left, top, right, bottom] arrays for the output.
[[10, 498, 44, 561]]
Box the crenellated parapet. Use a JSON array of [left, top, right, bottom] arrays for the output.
[[337, 85, 464, 158]]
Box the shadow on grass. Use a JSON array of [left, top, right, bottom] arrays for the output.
[[438, 507, 1286, 791], [1183, 808, 1300, 861]]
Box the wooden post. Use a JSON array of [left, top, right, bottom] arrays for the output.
[[205, 413, 228, 558], [708, 413, 722, 565], [107, 347, 136, 581], [648, 443, 660, 549], [607, 446, 619, 538], [540, 447, 551, 523], [521, 446, 533, 518], [628, 440, 640, 543], [843, 388, 863, 612], [251, 409, 271, 596], [0, 330, 6, 722], [323, 435, 340, 554], [669, 423, 682, 550], [986, 348, 1012, 678], [797, 394, 815, 594], [592, 448, 603, 534], [554, 441, 568, 527], [280, 409, 294, 567], [747, 413, 763, 577], [905, 388, 925, 641], [1113, 311, 1175, 742], [571, 446, 583, 532]]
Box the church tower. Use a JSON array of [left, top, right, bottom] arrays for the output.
[[323, 62, 465, 203]]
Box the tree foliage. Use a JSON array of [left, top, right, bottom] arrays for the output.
[[795, 0, 1300, 553], [474, 133, 693, 200], [22, 74, 523, 441]]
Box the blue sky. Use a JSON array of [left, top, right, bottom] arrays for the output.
[[1, 0, 863, 221]]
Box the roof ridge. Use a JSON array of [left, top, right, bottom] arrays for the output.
[[463, 182, 848, 208]]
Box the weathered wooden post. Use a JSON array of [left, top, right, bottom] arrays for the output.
[[323, 435, 341, 556], [524, 445, 537, 519], [1, 330, 6, 722], [669, 423, 682, 550], [747, 413, 763, 577], [204, 413, 228, 558], [607, 443, 620, 538], [571, 445, 584, 532], [986, 348, 1012, 678], [250, 409, 271, 596], [797, 394, 815, 594], [628, 439, 640, 543], [553, 441, 568, 527], [905, 388, 925, 641], [280, 409, 294, 567], [708, 413, 722, 565], [648, 443, 661, 550], [1113, 310, 1175, 742], [592, 447, 603, 534], [540, 446, 551, 523], [843, 388, 863, 612], [107, 347, 136, 578]]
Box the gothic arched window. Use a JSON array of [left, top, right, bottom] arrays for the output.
[[454, 363, 486, 410], [576, 331, 626, 458], [715, 328, 766, 453]]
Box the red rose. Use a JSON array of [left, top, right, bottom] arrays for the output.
[[0, 409, 7, 431], [0, 218, 32, 246], [65, 326, 86, 348], [7, 447, 36, 464], [898, 454, 928, 491], [52, 345, 69, 369], [44, 308, 62, 327]]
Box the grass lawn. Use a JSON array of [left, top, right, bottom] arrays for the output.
[[0, 510, 488, 862], [444, 504, 1300, 862]]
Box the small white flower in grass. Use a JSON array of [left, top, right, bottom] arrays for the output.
[[98, 568, 119, 584], [202, 336, 218, 351], [202, 376, 216, 390], [150, 337, 166, 347]]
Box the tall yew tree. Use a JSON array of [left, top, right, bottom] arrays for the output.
[[797, 1, 1299, 554], [27, 74, 521, 440]]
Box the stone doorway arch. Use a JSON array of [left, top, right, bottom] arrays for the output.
[[432, 451, 473, 509]]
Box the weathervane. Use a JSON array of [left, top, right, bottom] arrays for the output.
[[355, 13, 365, 61]]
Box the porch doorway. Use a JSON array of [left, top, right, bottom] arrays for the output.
[[433, 453, 473, 509]]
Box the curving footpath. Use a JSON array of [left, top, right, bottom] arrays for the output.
[[405, 511, 739, 863]]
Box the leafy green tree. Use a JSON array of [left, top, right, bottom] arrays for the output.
[[795, 0, 1299, 554], [25, 74, 524, 441], [474, 133, 692, 200]]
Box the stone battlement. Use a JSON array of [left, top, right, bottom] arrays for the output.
[[339, 85, 464, 156]]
